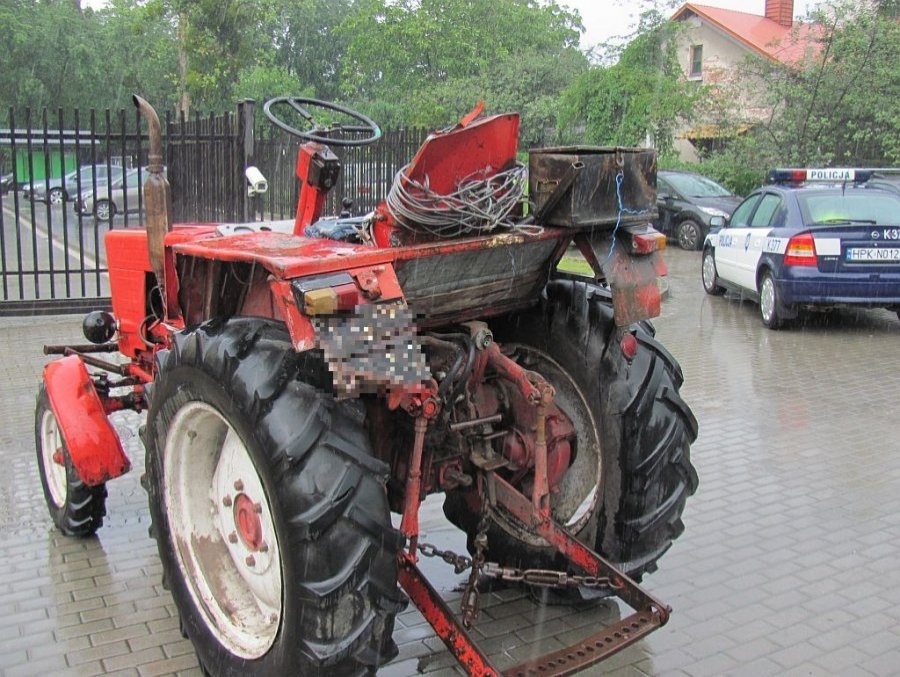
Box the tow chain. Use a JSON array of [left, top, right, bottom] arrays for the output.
[[417, 542, 622, 591], [460, 501, 490, 628], [480, 563, 622, 590], [417, 542, 471, 574]]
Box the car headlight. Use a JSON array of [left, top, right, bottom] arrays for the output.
[[699, 206, 730, 218]]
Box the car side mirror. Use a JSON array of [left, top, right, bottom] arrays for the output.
[[709, 215, 726, 228], [657, 192, 674, 202]]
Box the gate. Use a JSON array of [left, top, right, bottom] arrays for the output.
[[0, 103, 426, 315]]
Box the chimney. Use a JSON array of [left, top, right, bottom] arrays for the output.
[[765, 0, 794, 27]]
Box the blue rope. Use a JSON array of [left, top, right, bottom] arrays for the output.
[[601, 170, 649, 268]]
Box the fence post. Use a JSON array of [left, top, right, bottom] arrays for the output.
[[237, 99, 256, 222]]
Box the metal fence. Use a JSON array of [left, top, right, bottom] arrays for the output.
[[0, 103, 427, 315]]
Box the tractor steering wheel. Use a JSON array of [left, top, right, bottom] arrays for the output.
[[262, 97, 381, 147]]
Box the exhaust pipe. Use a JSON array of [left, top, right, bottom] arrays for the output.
[[132, 95, 173, 315]]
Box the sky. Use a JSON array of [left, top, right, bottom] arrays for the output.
[[562, 0, 821, 50]]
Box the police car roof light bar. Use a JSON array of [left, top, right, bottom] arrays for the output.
[[768, 168, 874, 184]]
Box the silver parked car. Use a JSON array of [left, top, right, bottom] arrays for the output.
[[24, 164, 124, 205], [75, 167, 164, 221]]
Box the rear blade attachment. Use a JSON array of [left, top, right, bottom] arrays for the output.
[[398, 470, 671, 676]]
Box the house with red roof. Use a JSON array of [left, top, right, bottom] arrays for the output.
[[670, 0, 817, 159]]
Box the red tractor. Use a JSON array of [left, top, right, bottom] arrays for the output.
[[35, 96, 698, 676]]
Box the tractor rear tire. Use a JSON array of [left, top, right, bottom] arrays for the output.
[[145, 318, 405, 676], [445, 280, 698, 583], [35, 384, 107, 537]]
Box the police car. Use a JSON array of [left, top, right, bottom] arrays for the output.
[[701, 168, 900, 329]]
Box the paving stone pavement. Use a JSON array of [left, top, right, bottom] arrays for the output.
[[1, 247, 899, 676]]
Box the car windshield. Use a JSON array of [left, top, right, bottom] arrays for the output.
[[664, 173, 732, 198], [801, 192, 900, 226]]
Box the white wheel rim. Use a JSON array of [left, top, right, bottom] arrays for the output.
[[702, 253, 716, 289], [49, 190, 62, 205], [96, 202, 110, 220], [760, 277, 775, 322], [39, 408, 68, 507], [164, 402, 282, 659]]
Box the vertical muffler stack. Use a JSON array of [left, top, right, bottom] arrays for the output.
[[132, 95, 174, 315]]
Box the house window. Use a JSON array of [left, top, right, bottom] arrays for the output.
[[689, 44, 703, 79]]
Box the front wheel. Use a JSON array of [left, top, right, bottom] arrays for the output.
[[445, 281, 698, 582], [677, 219, 702, 250], [702, 248, 726, 295], [35, 385, 107, 537], [145, 318, 405, 675]]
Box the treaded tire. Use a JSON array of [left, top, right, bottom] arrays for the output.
[[48, 187, 65, 205], [35, 384, 107, 537], [759, 270, 790, 330], [445, 280, 698, 581], [702, 247, 725, 296], [94, 199, 115, 222], [145, 318, 406, 676]]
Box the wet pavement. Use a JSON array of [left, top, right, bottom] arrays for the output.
[[1, 246, 899, 676]]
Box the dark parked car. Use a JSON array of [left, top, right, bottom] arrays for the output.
[[656, 170, 742, 250]]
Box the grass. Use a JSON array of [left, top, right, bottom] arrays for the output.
[[557, 252, 594, 276]]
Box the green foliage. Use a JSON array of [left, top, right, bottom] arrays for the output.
[[337, 0, 587, 143], [4, 0, 893, 186], [266, 0, 354, 100], [0, 0, 179, 114], [721, 0, 900, 169], [0, 0, 107, 112], [556, 15, 698, 153], [233, 64, 308, 104]]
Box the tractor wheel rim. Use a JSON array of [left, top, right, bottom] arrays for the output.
[[40, 408, 67, 507], [702, 253, 716, 289], [164, 402, 282, 659], [502, 345, 601, 544]]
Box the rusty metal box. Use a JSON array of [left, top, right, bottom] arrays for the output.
[[528, 147, 657, 228]]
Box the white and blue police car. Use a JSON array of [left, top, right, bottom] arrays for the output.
[[701, 168, 900, 329]]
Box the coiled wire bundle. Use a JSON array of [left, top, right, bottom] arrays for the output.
[[385, 163, 536, 238]]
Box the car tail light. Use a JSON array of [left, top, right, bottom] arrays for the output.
[[784, 233, 817, 266]]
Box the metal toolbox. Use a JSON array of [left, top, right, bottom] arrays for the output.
[[528, 146, 657, 228]]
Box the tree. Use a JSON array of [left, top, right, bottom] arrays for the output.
[[556, 10, 698, 153], [337, 0, 587, 137], [0, 0, 179, 114], [732, 0, 900, 167], [266, 0, 355, 100], [0, 0, 110, 112], [163, 0, 278, 115]]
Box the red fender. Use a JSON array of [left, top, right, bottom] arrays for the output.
[[43, 356, 131, 486]]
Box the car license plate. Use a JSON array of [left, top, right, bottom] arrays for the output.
[[846, 247, 900, 262]]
